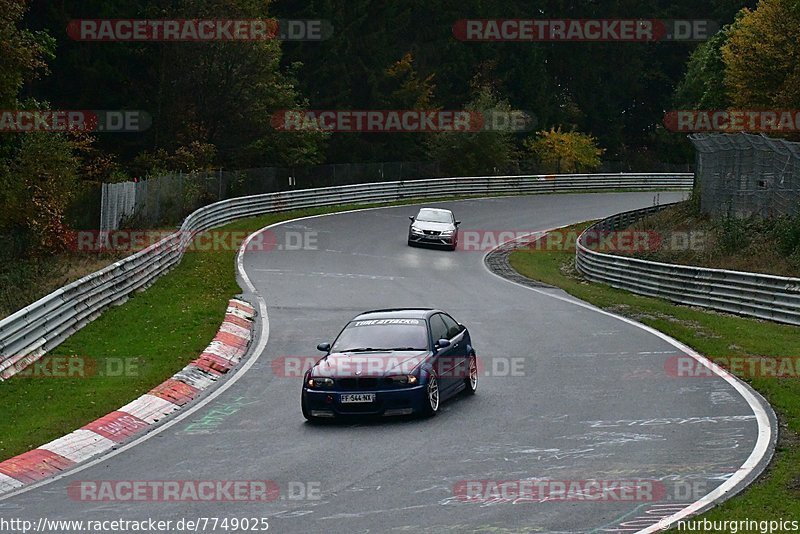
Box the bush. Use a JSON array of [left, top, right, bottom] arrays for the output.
[[524, 127, 605, 173], [772, 215, 800, 257], [0, 132, 80, 256], [715, 214, 752, 254]]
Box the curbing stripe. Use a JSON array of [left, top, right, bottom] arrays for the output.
[[213, 331, 249, 350], [174, 365, 221, 389], [38, 430, 116, 464], [149, 379, 200, 406], [228, 300, 255, 316], [0, 473, 23, 492], [224, 313, 253, 329], [202, 341, 244, 361], [226, 307, 254, 321], [0, 449, 75, 484], [82, 412, 149, 443], [193, 354, 233, 375], [118, 394, 181, 424], [219, 321, 252, 340]]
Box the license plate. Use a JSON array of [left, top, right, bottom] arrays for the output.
[[340, 393, 375, 403]]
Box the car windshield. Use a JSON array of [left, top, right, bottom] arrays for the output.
[[416, 210, 452, 223], [331, 319, 429, 352]]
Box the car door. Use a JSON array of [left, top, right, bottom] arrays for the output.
[[440, 313, 468, 385], [429, 314, 458, 394]]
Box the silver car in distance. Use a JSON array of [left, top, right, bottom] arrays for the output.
[[407, 208, 460, 251]]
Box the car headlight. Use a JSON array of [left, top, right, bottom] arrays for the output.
[[307, 377, 334, 388], [385, 375, 418, 385], [410, 227, 423, 234], [441, 230, 454, 236]]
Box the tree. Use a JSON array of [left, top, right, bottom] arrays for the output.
[[426, 84, 520, 176], [0, 1, 78, 255], [0, 0, 54, 108], [673, 26, 736, 110], [524, 128, 604, 173], [0, 132, 80, 255], [722, 0, 800, 109]]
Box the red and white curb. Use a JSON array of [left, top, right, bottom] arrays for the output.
[[0, 298, 255, 493]]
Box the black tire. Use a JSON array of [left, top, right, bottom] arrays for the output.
[[420, 374, 440, 417], [464, 353, 478, 394]]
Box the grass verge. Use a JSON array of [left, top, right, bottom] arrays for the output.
[[508, 222, 800, 527]]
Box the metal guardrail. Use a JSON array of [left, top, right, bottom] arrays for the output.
[[0, 173, 693, 380], [576, 203, 800, 326]]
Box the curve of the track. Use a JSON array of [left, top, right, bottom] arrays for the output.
[[2, 192, 775, 534]]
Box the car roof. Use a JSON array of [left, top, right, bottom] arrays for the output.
[[353, 308, 439, 320]]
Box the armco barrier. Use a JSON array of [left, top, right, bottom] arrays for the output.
[[575, 203, 800, 326], [0, 173, 692, 379]]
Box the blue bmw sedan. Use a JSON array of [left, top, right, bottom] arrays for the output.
[[302, 308, 478, 421]]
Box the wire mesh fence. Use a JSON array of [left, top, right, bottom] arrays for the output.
[[690, 133, 800, 219]]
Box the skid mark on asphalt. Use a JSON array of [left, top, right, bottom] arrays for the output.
[[582, 415, 756, 428], [554, 431, 667, 447]]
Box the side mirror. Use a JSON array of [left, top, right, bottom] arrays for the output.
[[455, 221, 461, 226], [408, 216, 415, 221], [317, 342, 331, 352], [436, 339, 451, 349]]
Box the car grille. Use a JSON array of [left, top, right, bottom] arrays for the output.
[[423, 230, 441, 236], [336, 377, 379, 390]]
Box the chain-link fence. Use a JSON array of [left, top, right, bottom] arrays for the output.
[[690, 133, 800, 219]]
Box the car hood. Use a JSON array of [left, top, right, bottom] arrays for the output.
[[312, 350, 430, 377], [411, 221, 455, 232]]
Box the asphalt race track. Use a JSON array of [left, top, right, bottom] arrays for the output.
[[1, 192, 775, 534]]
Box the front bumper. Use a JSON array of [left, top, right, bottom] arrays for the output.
[[303, 385, 427, 417], [408, 232, 455, 246]]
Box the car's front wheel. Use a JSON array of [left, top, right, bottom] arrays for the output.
[[420, 374, 440, 416], [464, 353, 478, 394]]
